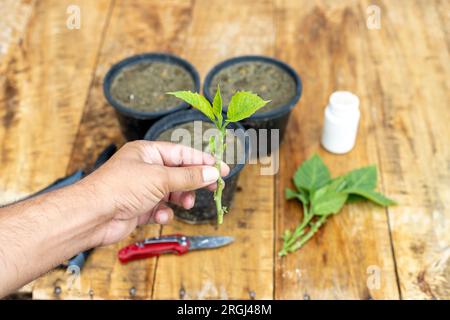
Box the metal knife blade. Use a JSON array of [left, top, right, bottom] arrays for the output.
[[188, 236, 234, 250]]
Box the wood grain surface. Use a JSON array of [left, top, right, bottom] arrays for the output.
[[274, 0, 399, 300], [0, 0, 448, 300]]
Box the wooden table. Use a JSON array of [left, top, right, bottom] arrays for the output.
[[1, 0, 448, 300]]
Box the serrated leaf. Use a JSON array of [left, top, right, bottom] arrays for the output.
[[293, 154, 331, 192], [311, 186, 348, 216], [212, 84, 223, 125], [167, 91, 215, 122], [226, 91, 270, 122], [344, 188, 396, 206], [343, 166, 377, 190]]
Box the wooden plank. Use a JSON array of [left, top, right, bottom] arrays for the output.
[[12, 0, 447, 300], [1, 0, 111, 295], [0, 0, 111, 205], [32, 0, 198, 299], [362, 0, 450, 299], [274, 0, 399, 299], [0, 0, 37, 296], [0, 0, 37, 204], [152, 0, 276, 300], [0, 0, 35, 67], [181, 0, 276, 77], [153, 165, 274, 299]]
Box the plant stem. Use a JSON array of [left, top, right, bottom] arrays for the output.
[[279, 204, 314, 256], [213, 127, 226, 224], [289, 215, 328, 252], [284, 204, 313, 248]]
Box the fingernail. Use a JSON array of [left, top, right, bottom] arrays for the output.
[[202, 167, 219, 183], [157, 211, 169, 224]]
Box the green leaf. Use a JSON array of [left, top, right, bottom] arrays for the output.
[[212, 84, 223, 125], [293, 154, 331, 192], [344, 188, 396, 206], [327, 176, 347, 192], [226, 91, 270, 122], [343, 166, 377, 190], [311, 186, 348, 216], [285, 188, 298, 200], [285, 188, 309, 205], [167, 91, 215, 122], [346, 194, 365, 203]]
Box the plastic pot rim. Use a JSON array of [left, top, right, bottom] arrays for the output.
[[103, 52, 201, 120], [203, 55, 302, 120]]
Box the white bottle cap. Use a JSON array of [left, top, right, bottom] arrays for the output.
[[321, 91, 360, 154]]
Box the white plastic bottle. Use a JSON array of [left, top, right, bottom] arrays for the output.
[[321, 91, 360, 154]]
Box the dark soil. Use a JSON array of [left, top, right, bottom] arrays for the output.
[[209, 61, 297, 113], [110, 61, 195, 112]]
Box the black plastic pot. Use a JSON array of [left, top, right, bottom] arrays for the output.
[[103, 53, 200, 141], [203, 55, 302, 155], [144, 109, 248, 224]]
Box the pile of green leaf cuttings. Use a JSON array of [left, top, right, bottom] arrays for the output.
[[280, 154, 396, 256]]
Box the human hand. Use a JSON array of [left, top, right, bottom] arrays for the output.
[[78, 141, 229, 246]]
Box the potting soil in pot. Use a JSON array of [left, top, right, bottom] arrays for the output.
[[209, 61, 297, 113], [156, 121, 244, 223], [110, 61, 195, 112]]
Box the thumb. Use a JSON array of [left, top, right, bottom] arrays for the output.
[[164, 165, 220, 192]]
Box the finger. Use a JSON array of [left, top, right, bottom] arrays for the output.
[[137, 201, 162, 225], [165, 165, 220, 192], [206, 178, 227, 192], [137, 202, 174, 225], [170, 191, 195, 209], [142, 141, 217, 166], [218, 162, 230, 177], [153, 204, 174, 224], [136, 201, 164, 225], [137, 211, 155, 226]]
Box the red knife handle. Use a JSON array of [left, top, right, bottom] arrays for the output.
[[118, 236, 190, 263]]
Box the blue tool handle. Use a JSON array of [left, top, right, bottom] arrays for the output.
[[67, 249, 93, 269]]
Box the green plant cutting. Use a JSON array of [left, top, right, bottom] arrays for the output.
[[280, 154, 396, 256], [168, 85, 269, 224]]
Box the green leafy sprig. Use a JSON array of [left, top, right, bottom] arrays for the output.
[[280, 154, 396, 256], [168, 85, 269, 224]]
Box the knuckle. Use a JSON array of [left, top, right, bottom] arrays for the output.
[[123, 140, 140, 150], [129, 140, 148, 153], [124, 140, 155, 161]]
